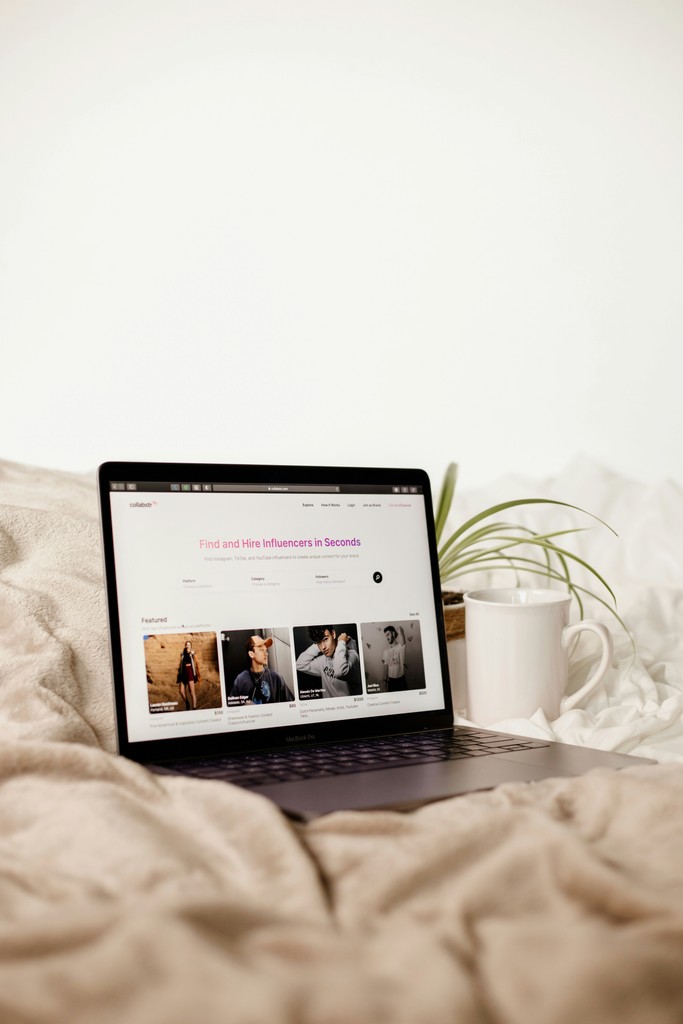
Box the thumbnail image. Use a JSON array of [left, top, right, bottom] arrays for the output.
[[144, 632, 222, 714], [360, 620, 425, 693], [221, 627, 295, 708], [293, 623, 363, 700]]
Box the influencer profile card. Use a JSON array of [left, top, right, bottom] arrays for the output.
[[220, 627, 295, 709], [143, 631, 222, 714], [360, 619, 426, 695], [293, 622, 363, 700]]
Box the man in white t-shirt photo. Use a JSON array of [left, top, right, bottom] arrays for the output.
[[382, 625, 407, 692]]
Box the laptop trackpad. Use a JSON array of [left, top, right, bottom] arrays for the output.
[[255, 756, 557, 820]]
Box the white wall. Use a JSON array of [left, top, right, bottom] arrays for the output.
[[2, 0, 682, 491]]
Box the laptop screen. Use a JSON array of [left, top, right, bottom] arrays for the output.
[[99, 463, 452, 759]]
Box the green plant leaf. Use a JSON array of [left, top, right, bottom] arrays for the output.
[[524, 539, 617, 604], [438, 498, 617, 561], [438, 520, 535, 561], [438, 527, 590, 580], [433, 464, 631, 649], [439, 525, 589, 564], [434, 462, 458, 545], [441, 538, 616, 606]]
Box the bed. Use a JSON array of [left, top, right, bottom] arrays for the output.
[[1, 455, 683, 1023]]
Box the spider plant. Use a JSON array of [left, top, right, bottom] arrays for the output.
[[435, 462, 630, 639]]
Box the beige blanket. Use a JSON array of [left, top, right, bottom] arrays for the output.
[[2, 459, 683, 1023]]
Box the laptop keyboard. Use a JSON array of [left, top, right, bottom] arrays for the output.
[[160, 729, 550, 789]]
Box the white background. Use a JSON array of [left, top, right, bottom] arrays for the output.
[[2, 0, 682, 491]]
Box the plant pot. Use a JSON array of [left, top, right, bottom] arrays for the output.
[[442, 591, 467, 715]]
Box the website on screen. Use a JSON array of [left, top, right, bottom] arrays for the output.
[[109, 483, 445, 744]]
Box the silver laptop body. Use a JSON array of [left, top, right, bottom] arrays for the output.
[[98, 461, 652, 821]]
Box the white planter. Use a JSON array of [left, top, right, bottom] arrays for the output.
[[443, 597, 467, 716]]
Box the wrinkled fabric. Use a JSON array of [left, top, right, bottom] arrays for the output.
[[1, 457, 683, 1024]]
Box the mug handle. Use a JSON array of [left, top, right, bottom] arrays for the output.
[[560, 620, 614, 713]]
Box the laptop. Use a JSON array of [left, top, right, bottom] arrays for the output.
[[98, 461, 653, 821]]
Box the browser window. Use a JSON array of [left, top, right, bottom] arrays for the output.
[[108, 478, 446, 744]]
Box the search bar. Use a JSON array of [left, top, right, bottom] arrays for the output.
[[212, 484, 341, 493]]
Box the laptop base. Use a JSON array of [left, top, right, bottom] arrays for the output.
[[151, 725, 655, 821]]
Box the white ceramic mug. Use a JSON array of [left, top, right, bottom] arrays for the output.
[[463, 588, 613, 724]]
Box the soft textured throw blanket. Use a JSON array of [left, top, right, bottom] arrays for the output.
[[1, 457, 683, 1024]]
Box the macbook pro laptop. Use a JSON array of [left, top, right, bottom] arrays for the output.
[[98, 461, 653, 821]]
